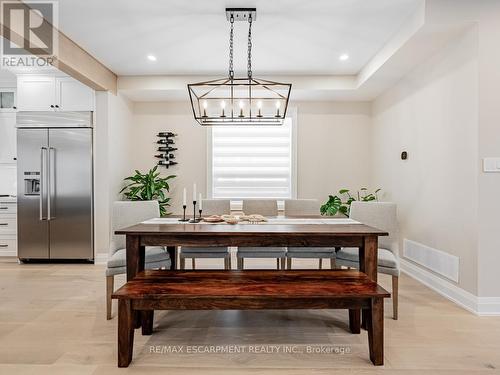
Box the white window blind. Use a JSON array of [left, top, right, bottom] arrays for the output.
[[211, 118, 293, 199]]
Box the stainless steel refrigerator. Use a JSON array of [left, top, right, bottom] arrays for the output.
[[16, 112, 94, 261]]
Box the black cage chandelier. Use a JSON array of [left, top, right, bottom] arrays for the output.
[[188, 8, 292, 126]]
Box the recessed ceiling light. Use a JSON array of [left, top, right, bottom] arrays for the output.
[[147, 55, 157, 62], [339, 54, 349, 61]]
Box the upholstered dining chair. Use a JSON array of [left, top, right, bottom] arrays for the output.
[[284, 199, 337, 269], [335, 201, 400, 319], [106, 200, 171, 320], [180, 199, 231, 270], [236, 199, 286, 270]]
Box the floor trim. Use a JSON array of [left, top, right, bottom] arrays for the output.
[[400, 258, 500, 316]]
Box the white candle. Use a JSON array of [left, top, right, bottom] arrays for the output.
[[182, 188, 187, 206], [199, 193, 202, 210], [193, 183, 197, 202]]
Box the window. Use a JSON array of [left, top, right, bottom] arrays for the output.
[[210, 117, 295, 199]]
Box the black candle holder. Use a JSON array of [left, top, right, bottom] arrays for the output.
[[189, 201, 200, 223], [179, 205, 189, 222], [198, 209, 203, 221]]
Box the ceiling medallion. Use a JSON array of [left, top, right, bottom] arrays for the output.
[[188, 8, 292, 126]]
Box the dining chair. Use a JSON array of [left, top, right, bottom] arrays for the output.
[[335, 201, 400, 319], [236, 199, 286, 270], [179, 199, 231, 270], [106, 200, 171, 320], [284, 199, 337, 269]]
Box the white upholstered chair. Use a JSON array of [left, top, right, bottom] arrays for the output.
[[284, 199, 336, 269], [106, 201, 171, 320], [335, 201, 400, 319], [180, 199, 231, 270], [236, 199, 286, 270]]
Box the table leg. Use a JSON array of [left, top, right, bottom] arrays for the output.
[[126, 235, 145, 329], [167, 246, 176, 270], [348, 309, 360, 334], [141, 311, 154, 335], [359, 235, 378, 330], [367, 297, 384, 365], [126, 235, 145, 281], [118, 300, 134, 367]]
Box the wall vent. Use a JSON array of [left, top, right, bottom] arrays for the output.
[[403, 239, 459, 282]]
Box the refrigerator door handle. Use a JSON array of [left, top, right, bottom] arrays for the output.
[[48, 147, 56, 220], [39, 147, 47, 221]]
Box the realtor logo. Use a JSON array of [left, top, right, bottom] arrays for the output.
[[1, 0, 58, 68]]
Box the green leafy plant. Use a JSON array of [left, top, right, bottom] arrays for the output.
[[119, 166, 176, 217], [321, 188, 381, 217]]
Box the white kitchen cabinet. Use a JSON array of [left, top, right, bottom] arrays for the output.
[[0, 112, 17, 163], [0, 201, 17, 257], [56, 77, 95, 111], [17, 75, 56, 111], [17, 75, 94, 112]]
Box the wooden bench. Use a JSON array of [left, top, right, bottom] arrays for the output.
[[112, 270, 390, 367]]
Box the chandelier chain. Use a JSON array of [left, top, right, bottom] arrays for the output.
[[247, 15, 253, 78], [229, 15, 234, 80]]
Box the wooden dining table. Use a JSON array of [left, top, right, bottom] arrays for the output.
[[116, 216, 388, 329], [117, 217, 387, 280]]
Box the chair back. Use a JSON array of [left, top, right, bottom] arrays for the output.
[[242, 199, 278, 216], [349, 201, 399, 254], [284, 199, 320, 216], [202, 199, 231, 216], [110, 200, 160, 255]]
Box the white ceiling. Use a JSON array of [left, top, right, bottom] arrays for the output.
[[58, 0, 421, 76]]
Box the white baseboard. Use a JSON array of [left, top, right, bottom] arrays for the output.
[[94, 252, 108, 265], [400, 258, 500, 316]]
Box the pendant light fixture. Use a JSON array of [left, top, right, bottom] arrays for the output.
[[188, 8, 292, 126]]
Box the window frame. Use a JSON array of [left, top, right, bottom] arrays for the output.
[[207, 106, 297, 203]]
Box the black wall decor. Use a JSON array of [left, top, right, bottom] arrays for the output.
[[155, 132, 178, 168]]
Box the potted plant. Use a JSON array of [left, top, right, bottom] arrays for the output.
[[321, 188, 381, 217], [120, 166, 176, 217]]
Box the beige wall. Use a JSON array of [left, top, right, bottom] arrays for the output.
[[94, 91, 134, 255], [476, 2, 500, 298], [296, 102, 372, 201], [371, 28, 479, 294], [130, 101, 372, 216]]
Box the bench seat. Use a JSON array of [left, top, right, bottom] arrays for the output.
[[112, 270, 390, 367]]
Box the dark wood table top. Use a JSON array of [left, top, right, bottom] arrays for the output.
[[116, 216, 388, 237], [112, 270, 390, 299]]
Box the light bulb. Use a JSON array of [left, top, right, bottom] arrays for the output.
[[220, 101, 226, 118], [275, 101, 281, 118], [238, 100, 244, 118], [202, 100, 208, 118]]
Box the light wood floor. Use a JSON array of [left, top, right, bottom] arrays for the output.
[[1, 256, 500, 375]]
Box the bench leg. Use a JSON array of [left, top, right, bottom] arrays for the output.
[[118, 300, 134, 367], [348, 309, 360, 334], [367, 298, 384, 366], [286, 258, 292, 270], [141, 311, 154, 335]]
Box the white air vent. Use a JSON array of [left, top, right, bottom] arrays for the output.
[[403, 239, 459, 282]]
